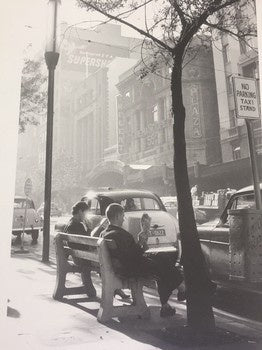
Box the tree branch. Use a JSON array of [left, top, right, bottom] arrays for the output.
[[205, 19, 257, 38], [79, 0, 173, 52], [171, 0, 187, 27]]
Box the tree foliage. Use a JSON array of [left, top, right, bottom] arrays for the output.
[[31, 152, 83, 211], [19, 58, 47, 133], [78, 0, 256, 55]]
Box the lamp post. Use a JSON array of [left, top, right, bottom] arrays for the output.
[[42, 0, 61, 262]]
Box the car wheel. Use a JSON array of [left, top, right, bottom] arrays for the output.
[[31, 230, 39, 243]]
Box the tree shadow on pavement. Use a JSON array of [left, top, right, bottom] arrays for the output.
[[59, 296, 261, 349]]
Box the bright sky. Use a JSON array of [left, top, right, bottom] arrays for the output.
[[21, 0, 146, 57]]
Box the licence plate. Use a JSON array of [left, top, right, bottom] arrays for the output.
[[149, 229, 166, 237]]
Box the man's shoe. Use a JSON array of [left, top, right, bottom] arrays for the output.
[[114, 289, 130, 299], [160, 304, 176, 318]]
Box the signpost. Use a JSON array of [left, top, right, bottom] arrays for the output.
[[233, 76, 262, 209]]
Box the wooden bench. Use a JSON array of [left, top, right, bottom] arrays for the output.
[[53, 232, 150, 323]]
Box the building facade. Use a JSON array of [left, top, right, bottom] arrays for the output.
[[114, 42, 222, 195], [210, 0, 261, 189]]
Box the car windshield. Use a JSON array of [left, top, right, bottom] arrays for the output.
[[14, 198, 35, 209]]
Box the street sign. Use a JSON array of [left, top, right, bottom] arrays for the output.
[[232, 76, 260, 119], [24, 178, 32, 197]]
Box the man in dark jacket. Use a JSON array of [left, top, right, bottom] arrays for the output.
[[64, 201, 91, 236], [103, 203, 183, 317]]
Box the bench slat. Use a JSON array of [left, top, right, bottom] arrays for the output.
[[58, 232, 99, 247], [72, 250, 99, 262]]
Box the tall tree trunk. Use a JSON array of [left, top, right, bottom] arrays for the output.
[[171, 52, 215, 332]]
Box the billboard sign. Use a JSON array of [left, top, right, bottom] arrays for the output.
[[60, 37, 129, 73]]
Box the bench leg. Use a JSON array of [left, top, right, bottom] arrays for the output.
[[131, 280, 150, 319], [53, 266, 67, 300], [97, 286, 114, 323], [81, 269, 97, 298]]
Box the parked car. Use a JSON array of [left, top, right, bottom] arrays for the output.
[[195, 184, 262, 289], [37, 202, 62, 219], [12, 196, 42, 243], [161, 196, 207, 224], [55, 188, 180, 258]]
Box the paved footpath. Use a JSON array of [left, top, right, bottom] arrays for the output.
[[2, 249, 262, 350]]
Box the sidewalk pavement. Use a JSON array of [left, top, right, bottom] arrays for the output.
[[2, 250, 262, 350]]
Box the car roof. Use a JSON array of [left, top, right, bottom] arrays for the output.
[[82, 188, 159, 200], [236, 183, 262, 195], [14, 196, 31, 200]]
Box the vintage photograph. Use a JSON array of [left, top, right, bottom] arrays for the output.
[[1, 0, 262, 349]]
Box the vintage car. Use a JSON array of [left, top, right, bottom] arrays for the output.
[[55, 189, 180, 258], [197, 184, 262, 289], [12, 196, 42, 242]]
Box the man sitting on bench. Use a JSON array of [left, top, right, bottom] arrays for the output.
[[102, 203, 183, 318]]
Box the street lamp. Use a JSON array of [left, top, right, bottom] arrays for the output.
[[42, 0, 61, 262]]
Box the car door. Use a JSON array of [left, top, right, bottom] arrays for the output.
[[208, 218, 230, 279]]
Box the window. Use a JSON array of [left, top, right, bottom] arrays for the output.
[[120, 197, 161, 211], [136, 111, 141, 131], [135, 139, 141, 153], [222, 44, 230, 63], [121, 198, 142, 211], [232, 195, 255, 210], [152, 105, 158, 122], [242, 62, 258, 79], [158, 98, 165, 120], [161, 129, 166, 143], [232, 146, 241, 160], [229, 110, 237, 128], [239, 39, 247, 54], [90, 198, 101, 215], [254, 135, 262, 150], [226, 76, 233, 94], [143, 198, 161, 210]]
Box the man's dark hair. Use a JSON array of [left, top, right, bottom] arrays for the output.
[[72, 201, 89, 215], [105, 203, 124, 221]]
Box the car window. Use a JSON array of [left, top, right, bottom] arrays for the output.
[[143, 198, 160, 210], [234, 195, 255, 210], [121, 198, 142, 211], [120, 197, 161, 211], [89, 198, 101, 215]]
